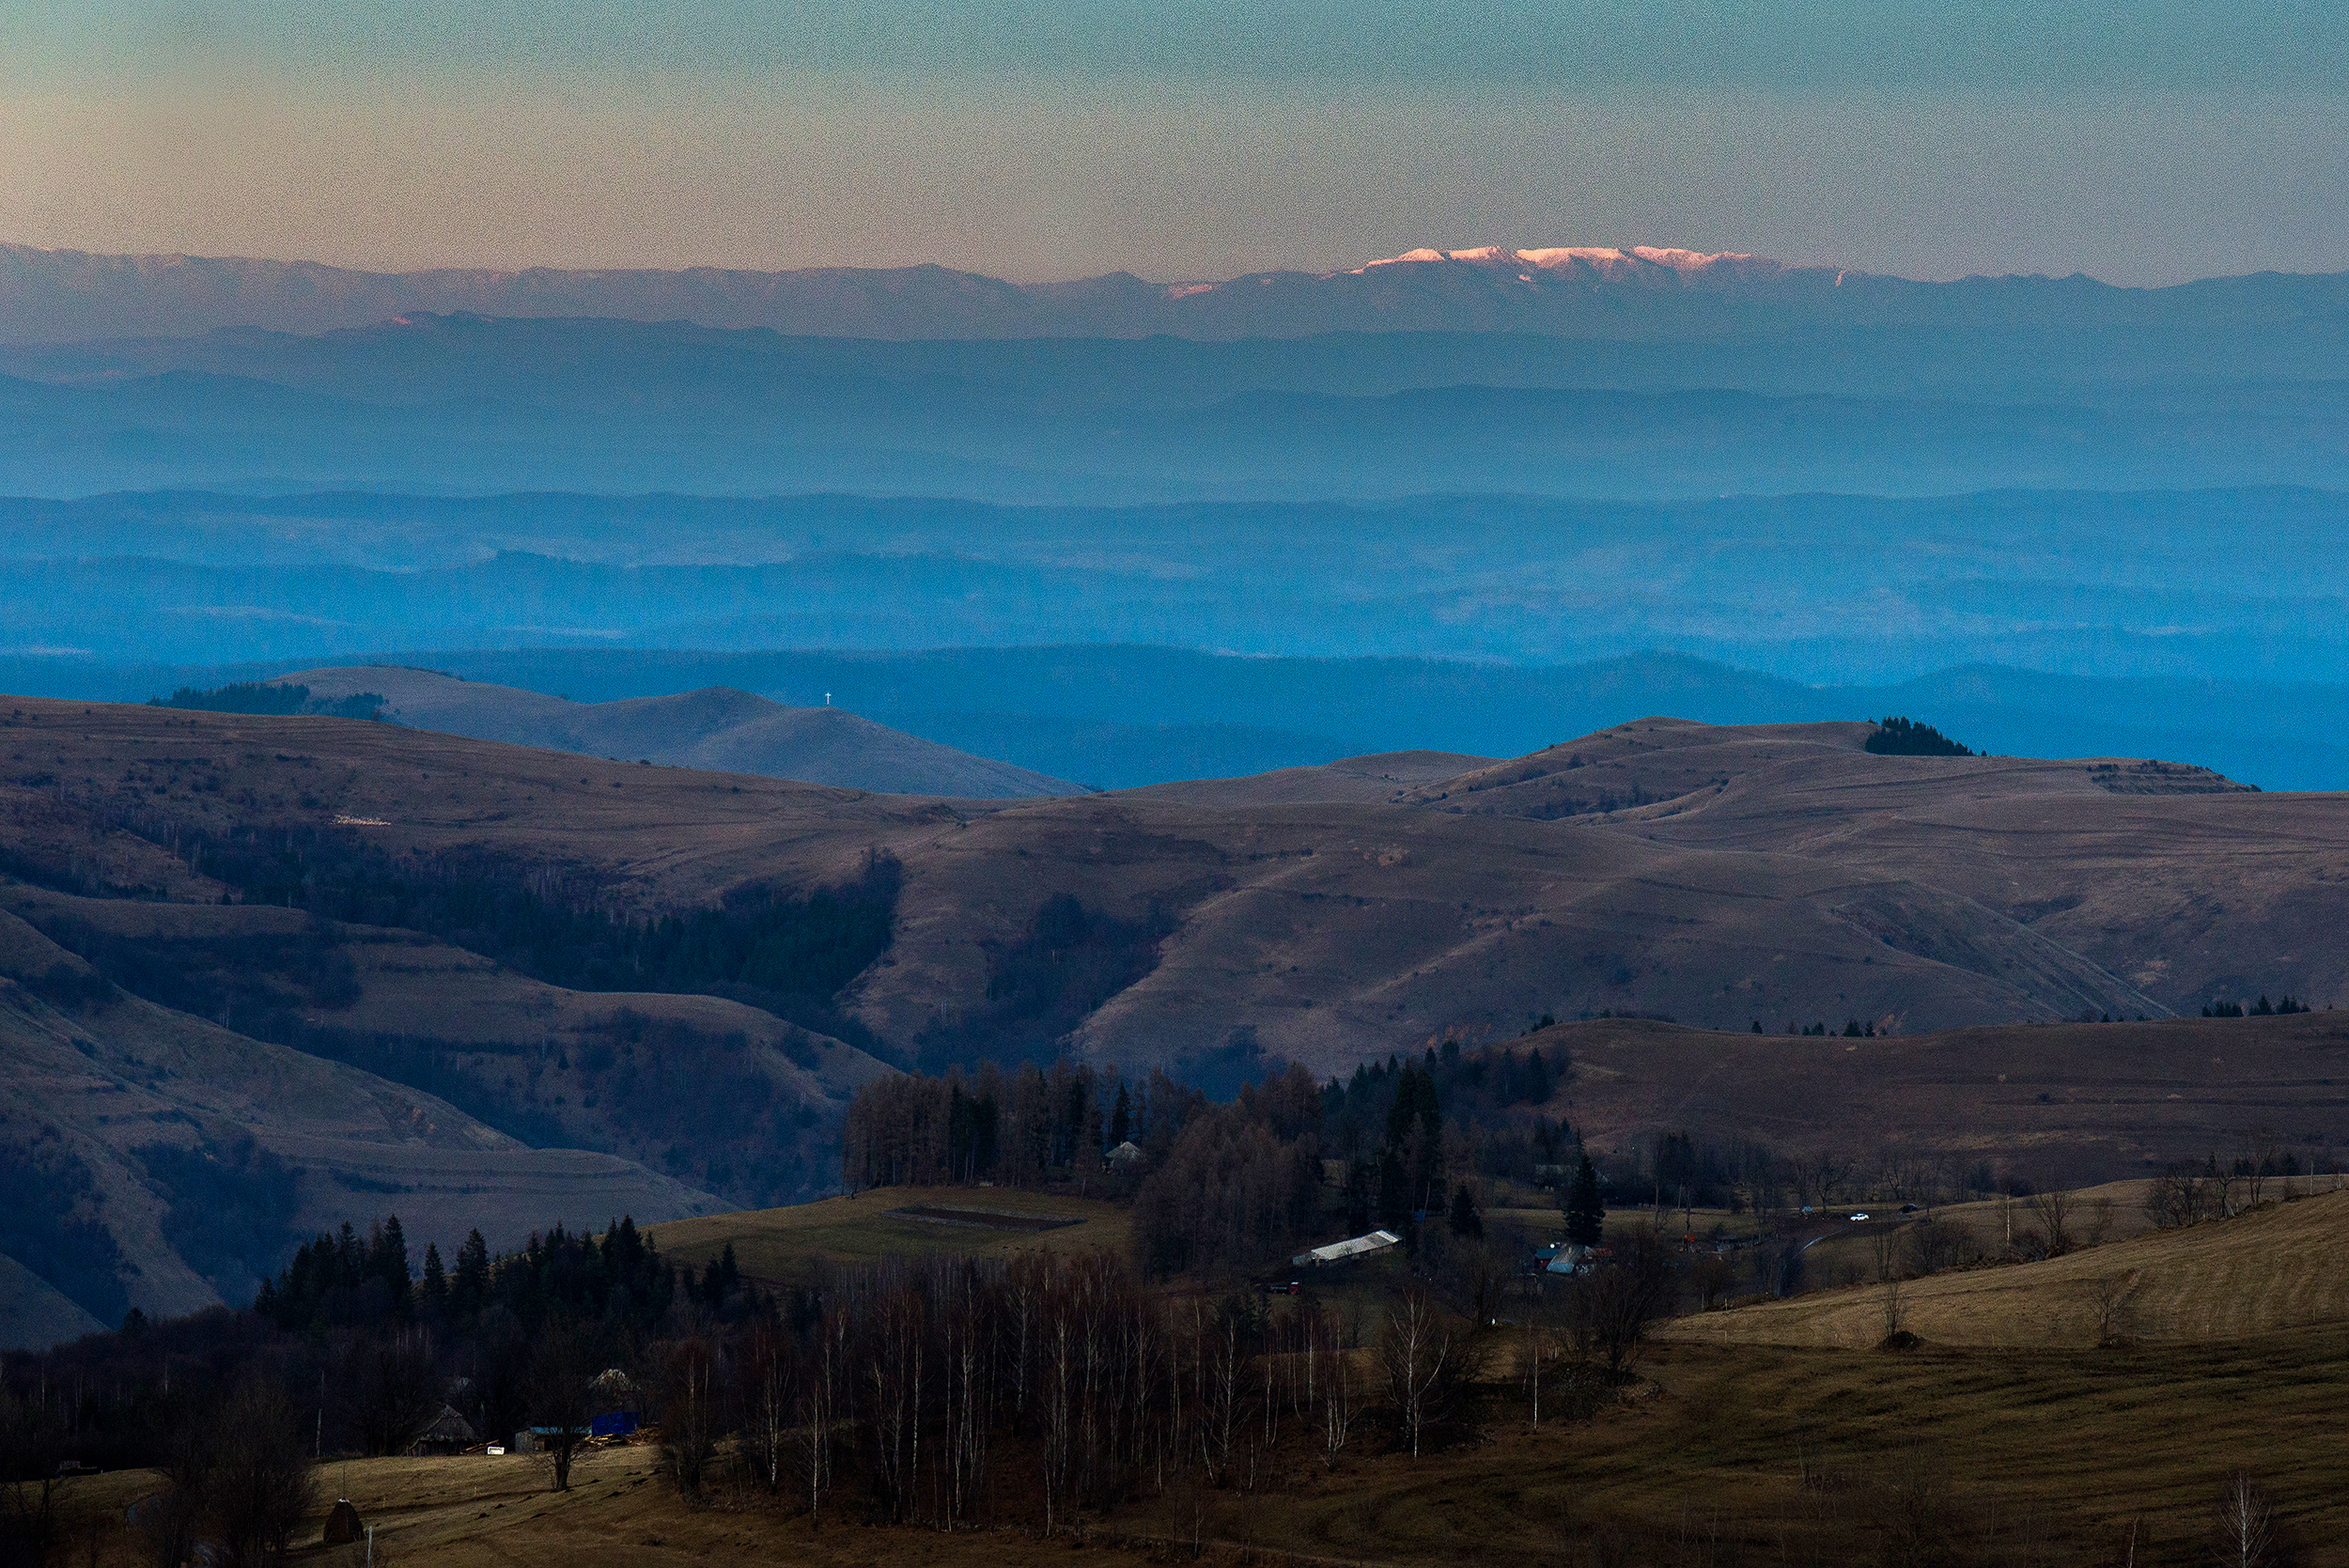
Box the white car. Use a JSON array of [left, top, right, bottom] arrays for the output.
[[1848, 1212, 1870, 1221]]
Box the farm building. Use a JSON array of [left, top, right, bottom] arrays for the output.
[[1546, 1243, 1597, 1276], [1290, 1229, 1401, 1267], [412, 1405, 478, 1456]]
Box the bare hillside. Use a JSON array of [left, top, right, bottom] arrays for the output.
[[278, 665, 1088, 798], [3, 699, 2341, 1069], [2, 693, 2343, 1343], [0, 908, 724, 1341], [1526, 1012, 2349, 1189]]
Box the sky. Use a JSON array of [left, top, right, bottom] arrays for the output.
[[3, 1, 2344, 286]]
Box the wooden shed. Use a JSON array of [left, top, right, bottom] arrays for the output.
[[411, 1405, 479, 1457]]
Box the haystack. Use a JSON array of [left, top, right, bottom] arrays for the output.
[[323, 1498, 364, 1546]]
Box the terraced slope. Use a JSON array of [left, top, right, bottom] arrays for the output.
[[0, 909, 725, 1336]]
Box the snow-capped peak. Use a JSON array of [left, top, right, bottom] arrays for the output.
[[1351, 244, 1760, 276]]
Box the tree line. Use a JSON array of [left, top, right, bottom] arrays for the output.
[[6, 1212, 1707, 1566], [148, 680, 385, 721], [844, 1036, 1579, 1280], [2201, 994, 2312, 1017], [1864, 716, 1973, 756]]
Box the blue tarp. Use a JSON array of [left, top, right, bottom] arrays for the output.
[[591, 1412, 639, 1438]]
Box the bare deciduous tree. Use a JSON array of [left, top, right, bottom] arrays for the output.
[[1904, 1217, 1972, 1277], [2089, 1273, 2138, 1348], [345, 1327, 441, 1458], [2023, 1188, 2076, 1258], [2237, 1131, 2281, 1209], [1869, 1444, 1952, 1568], [1378, 1285, 1452, 1458], [0, 1383, 67, 1567], [209, 1378, 317, 1568], [1568, 1228, 1678, 1384], [1518, 1281, 1560, 1426], [2214, 1471, 2279, 1568], [739, 1318, 793, 1494], [526, 1329, 599, 1492], [1871, 1223, 1906, 1284], [1691, 1252, 1736, 1311], [1315, 1307, 1355, 1466], [800, 1301, 847, 1516], [658, 1337, 721, 1502], [1879, 1279, 1909, 1346]]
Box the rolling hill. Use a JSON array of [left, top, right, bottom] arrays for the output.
[[1526, 1012, 2349, 1191], [0, 906, 730, 1344], [4, 699, 2341, 1060], [268, 665, 1088, 797], [6, 695, 2347, 1344], [1659, 1185, 2349, 1351]]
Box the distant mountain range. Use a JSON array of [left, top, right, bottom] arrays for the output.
[[8, 238, 2349, 344], [5, 241, 2348, 501]]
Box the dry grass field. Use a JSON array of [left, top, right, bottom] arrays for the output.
[[48, 1316, 2349, 1567], [1661, 1184, 2349, 1351], [1544, 1011, 2349, 1188], [649, 1184, 1135, 1283]]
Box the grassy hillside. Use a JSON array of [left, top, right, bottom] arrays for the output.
[[650, 1184, 1133, 1281], [1533, 1011, 2349, 1189], [7, 694, 2348, 1340], [48, 1319, 2349, 1566], [1662, 1185, 2349, 1351], [6, 698, 2344, 1064]]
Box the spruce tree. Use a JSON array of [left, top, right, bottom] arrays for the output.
[[452, 1228, 491, 1318], [1110, 1081, 1132, 1146], [1563, 1154, 1605, 1248], [369, 1216, 412, 1312], [419, 1242, 449, 1321], [1448, 1184, 1484, 1239]]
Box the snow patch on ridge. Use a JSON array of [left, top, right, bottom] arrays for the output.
[[1352, 244, 1763, 276]]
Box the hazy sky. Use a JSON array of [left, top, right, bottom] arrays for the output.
[[5, 2, 2344, 285]]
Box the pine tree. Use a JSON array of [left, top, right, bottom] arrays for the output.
[[452, 1228, 491, 1318], [1448, 1184, 1484, 1239], [420, 1242, 449, 1320], [718, 1242, 739, 1300], [1343, 1158, 1374, 1234], [369, 1216, 412, 1312], [1109, 1081, 1132, 1147], [1563, 1154, 1605, 1248], [1377, 1149, 1410, 1231]]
